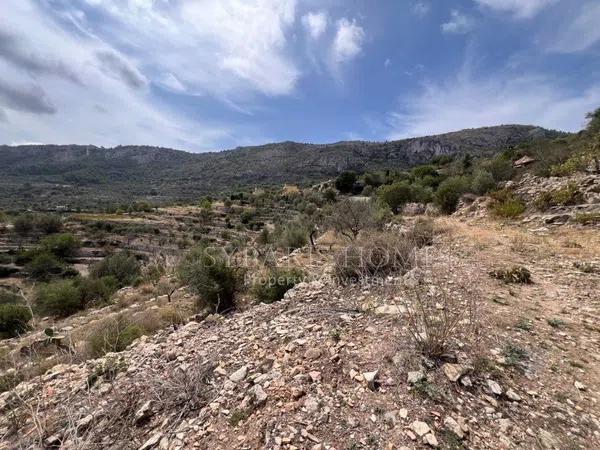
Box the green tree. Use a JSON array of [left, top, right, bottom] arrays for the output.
[[335, 171, 357, 193], [377, 182, 413, 214]]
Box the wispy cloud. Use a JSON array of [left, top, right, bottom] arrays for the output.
[[331, 18, 365, 65], [387, 71, 600, 139], [441, 10, 475, 34], [546, 2, 600, 53], [302, 11, 328, 40], [411, 1, 431, 17], [473, 0, 557, 19], [0, 79, 56, 115]]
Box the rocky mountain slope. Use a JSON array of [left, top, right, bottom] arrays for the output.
[[1, 215, 598, 450], [0, 125, 561, 209]]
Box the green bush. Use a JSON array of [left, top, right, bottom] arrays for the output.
[[335, 171, 358, 193], [488, 190, 526, 218], [480, 157, 514, 182], [377, 182, 413, 213], [35, 279, 83, 317], [41, 233, 80, 258], [34, 214, 63, 234], [26, 252, 67, 281], [75, 276, 118, 307], [90, 251, 141, 287], [0, 304, 32, 338], [87, 315, 144, 357], [574, 212, 600, 225], [13, 214, 34, 237], [252, 267, 304, 304], [177, 245, 243, 313], [0, 289, 20, 305], [323, 188, 337, 202], [434, 176, 471, 214], [277, 221, 308, 250], [534, 183, 584, 211], [471, 170, 496, 195]]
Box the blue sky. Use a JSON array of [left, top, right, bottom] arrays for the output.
[[1, 0, 599, 152]]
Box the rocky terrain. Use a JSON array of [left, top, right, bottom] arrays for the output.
[[0, 125, 561, 209], [1, 212, 598, 449]]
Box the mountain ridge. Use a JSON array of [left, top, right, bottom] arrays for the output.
[[0, 125, 564, 209]]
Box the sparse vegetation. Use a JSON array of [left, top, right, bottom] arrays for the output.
[[490, 266, 532, 284], [534, 183, 584, 211], [334, 231, 415, 283], [252, 267, 304, 304], [178, 245, 243, 313]]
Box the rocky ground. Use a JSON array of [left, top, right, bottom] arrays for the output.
[[0, 213, 598, 449]]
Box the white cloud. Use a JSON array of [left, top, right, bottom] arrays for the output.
[[331, 18, 365, 64], [474, 0, 557, 19], [302, 11, 328, 39], [412, 1, 431, 17], [0, 1, 233, 151], [384, 58, 392, 68], [79, 0, 301, 98], [547, 2, 600, 53], [441, 10, 475, 34], [387, 73, 600, 139]]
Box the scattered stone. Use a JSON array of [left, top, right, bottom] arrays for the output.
[[407, 370, 425, 384], [362, 370, 379, 391], [506, 388, 521, 402], [487, 380, 503, 396], [139, 432, 163, 450], [308, 371, 322, 383], [574, 381, 586, 391], [423, 432, 438, 447], [442, 363, 468, 382], [411, 420, 431, 437], [304, 348, 321, 360], [444, 416, 464, 439], [135, 400, 154, 424], [229, 366, 248, 383]]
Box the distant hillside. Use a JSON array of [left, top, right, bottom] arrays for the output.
[[0, 125, 563, 209]]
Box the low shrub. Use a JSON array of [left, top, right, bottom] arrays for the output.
[[534, 183, 584, 211], [0, 289, 20, 305], [399, 279, 480, 358], [334, 232, 415, 283], [434, 176, 471, 214], [0, 304, 32, 338], [90, 251, 141, 287], [489, 266, 532, 284], [471, 169, 496, 195], [277, 221, 308, 250], [75, 276, 118, 307], [25, 252, 69, 281], [35, 279, 83, 317], [177, 245, 243, 313], [488, 189, 525, 218], [252, 267, 304, 304], [87, 315, 144, 357], [574, 212, 600, 225], [405, 218, 436, 248], [40, 233, 81, 258]]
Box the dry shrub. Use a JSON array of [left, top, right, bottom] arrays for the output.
[[399, 279, 480, 358], [404, 217, 437, 248], [334, 231, 415, 283], [159, 305, 188, 326]]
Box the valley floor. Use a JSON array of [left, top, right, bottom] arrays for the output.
[[1, 216, 598, 449]]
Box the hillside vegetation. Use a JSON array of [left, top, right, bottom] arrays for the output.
[[0, 125, 561, 210]]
